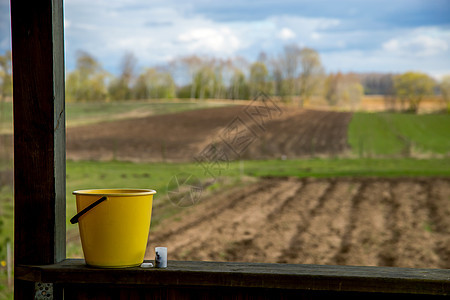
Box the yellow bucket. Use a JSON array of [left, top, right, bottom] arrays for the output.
[[71, 189, 156, 268]]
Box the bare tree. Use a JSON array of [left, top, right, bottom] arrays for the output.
[[273, 44, 323, 106], [270, 57, 284, 100], [228, 68, 248, 100], [66, 50, 109, 101], [109, 52, 137, 100], [226, 57, 249, 100], [173, 55, 203, 99], [278, 44, 302, 102], [297, 47, 324, 107], [249, 61, 271, 99], [324, 72, 341, 106], [120, 52, 137, 87], [133, 68, 176, 99], [324, 72, 363, 109]]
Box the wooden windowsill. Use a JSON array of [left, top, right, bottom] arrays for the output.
[[15, 259, 449, 295]]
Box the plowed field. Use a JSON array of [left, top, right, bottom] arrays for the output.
[[147, 177, 450, 269], [67, 105, 352, 162]]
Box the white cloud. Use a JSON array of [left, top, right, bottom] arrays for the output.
[[278, 28, 296, 40], [178, 27, 241, 54], [382, 29, 449, 57]]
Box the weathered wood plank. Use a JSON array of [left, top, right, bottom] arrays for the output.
[[11, 0, 65, 298], [63, 285, 444, 300], [11, 0, 66, 268], [16, 260, 450, 296]]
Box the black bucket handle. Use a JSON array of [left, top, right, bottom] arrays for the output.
[[70, 196, 107, 224]]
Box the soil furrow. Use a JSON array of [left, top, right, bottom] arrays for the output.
[[376, 180, 399, 267], [278, 179, 334, 263], [210, 179, 304, 262], [335, 180, 397, 266], [220, 180, 305, 262], [289, 179, 358, 265], [147, 179, 280, 253], [148, 179, 278, 244], [390, 180, 441, 268], [149, 178, 299, 260], [196, 179, 301, 261], [332, 180, 367, 265]]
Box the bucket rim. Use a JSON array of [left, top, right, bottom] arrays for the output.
[[73, 189, 156, 196]]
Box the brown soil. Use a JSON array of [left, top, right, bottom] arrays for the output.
[[147, 177, 450, 269], [66, 105, 352, 162]]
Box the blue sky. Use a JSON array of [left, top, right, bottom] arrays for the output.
[[1, 0, 450, 79]]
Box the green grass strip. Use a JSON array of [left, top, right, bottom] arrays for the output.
[[239, 158, 450, 178]]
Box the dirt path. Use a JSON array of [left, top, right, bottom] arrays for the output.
[[147, 177, 450, 269]]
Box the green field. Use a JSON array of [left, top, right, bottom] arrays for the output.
[[348, 112, 450, 157]]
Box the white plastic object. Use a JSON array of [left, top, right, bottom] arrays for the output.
[[155, 247, 167, 268]]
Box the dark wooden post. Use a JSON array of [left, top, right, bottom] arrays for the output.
[[11, 0, 65, 298]]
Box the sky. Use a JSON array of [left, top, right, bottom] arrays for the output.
[[1, 0, 450, 80]]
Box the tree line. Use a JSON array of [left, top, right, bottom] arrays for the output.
[[1, 48, 450, 113], [65, 45, 327, 107]]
